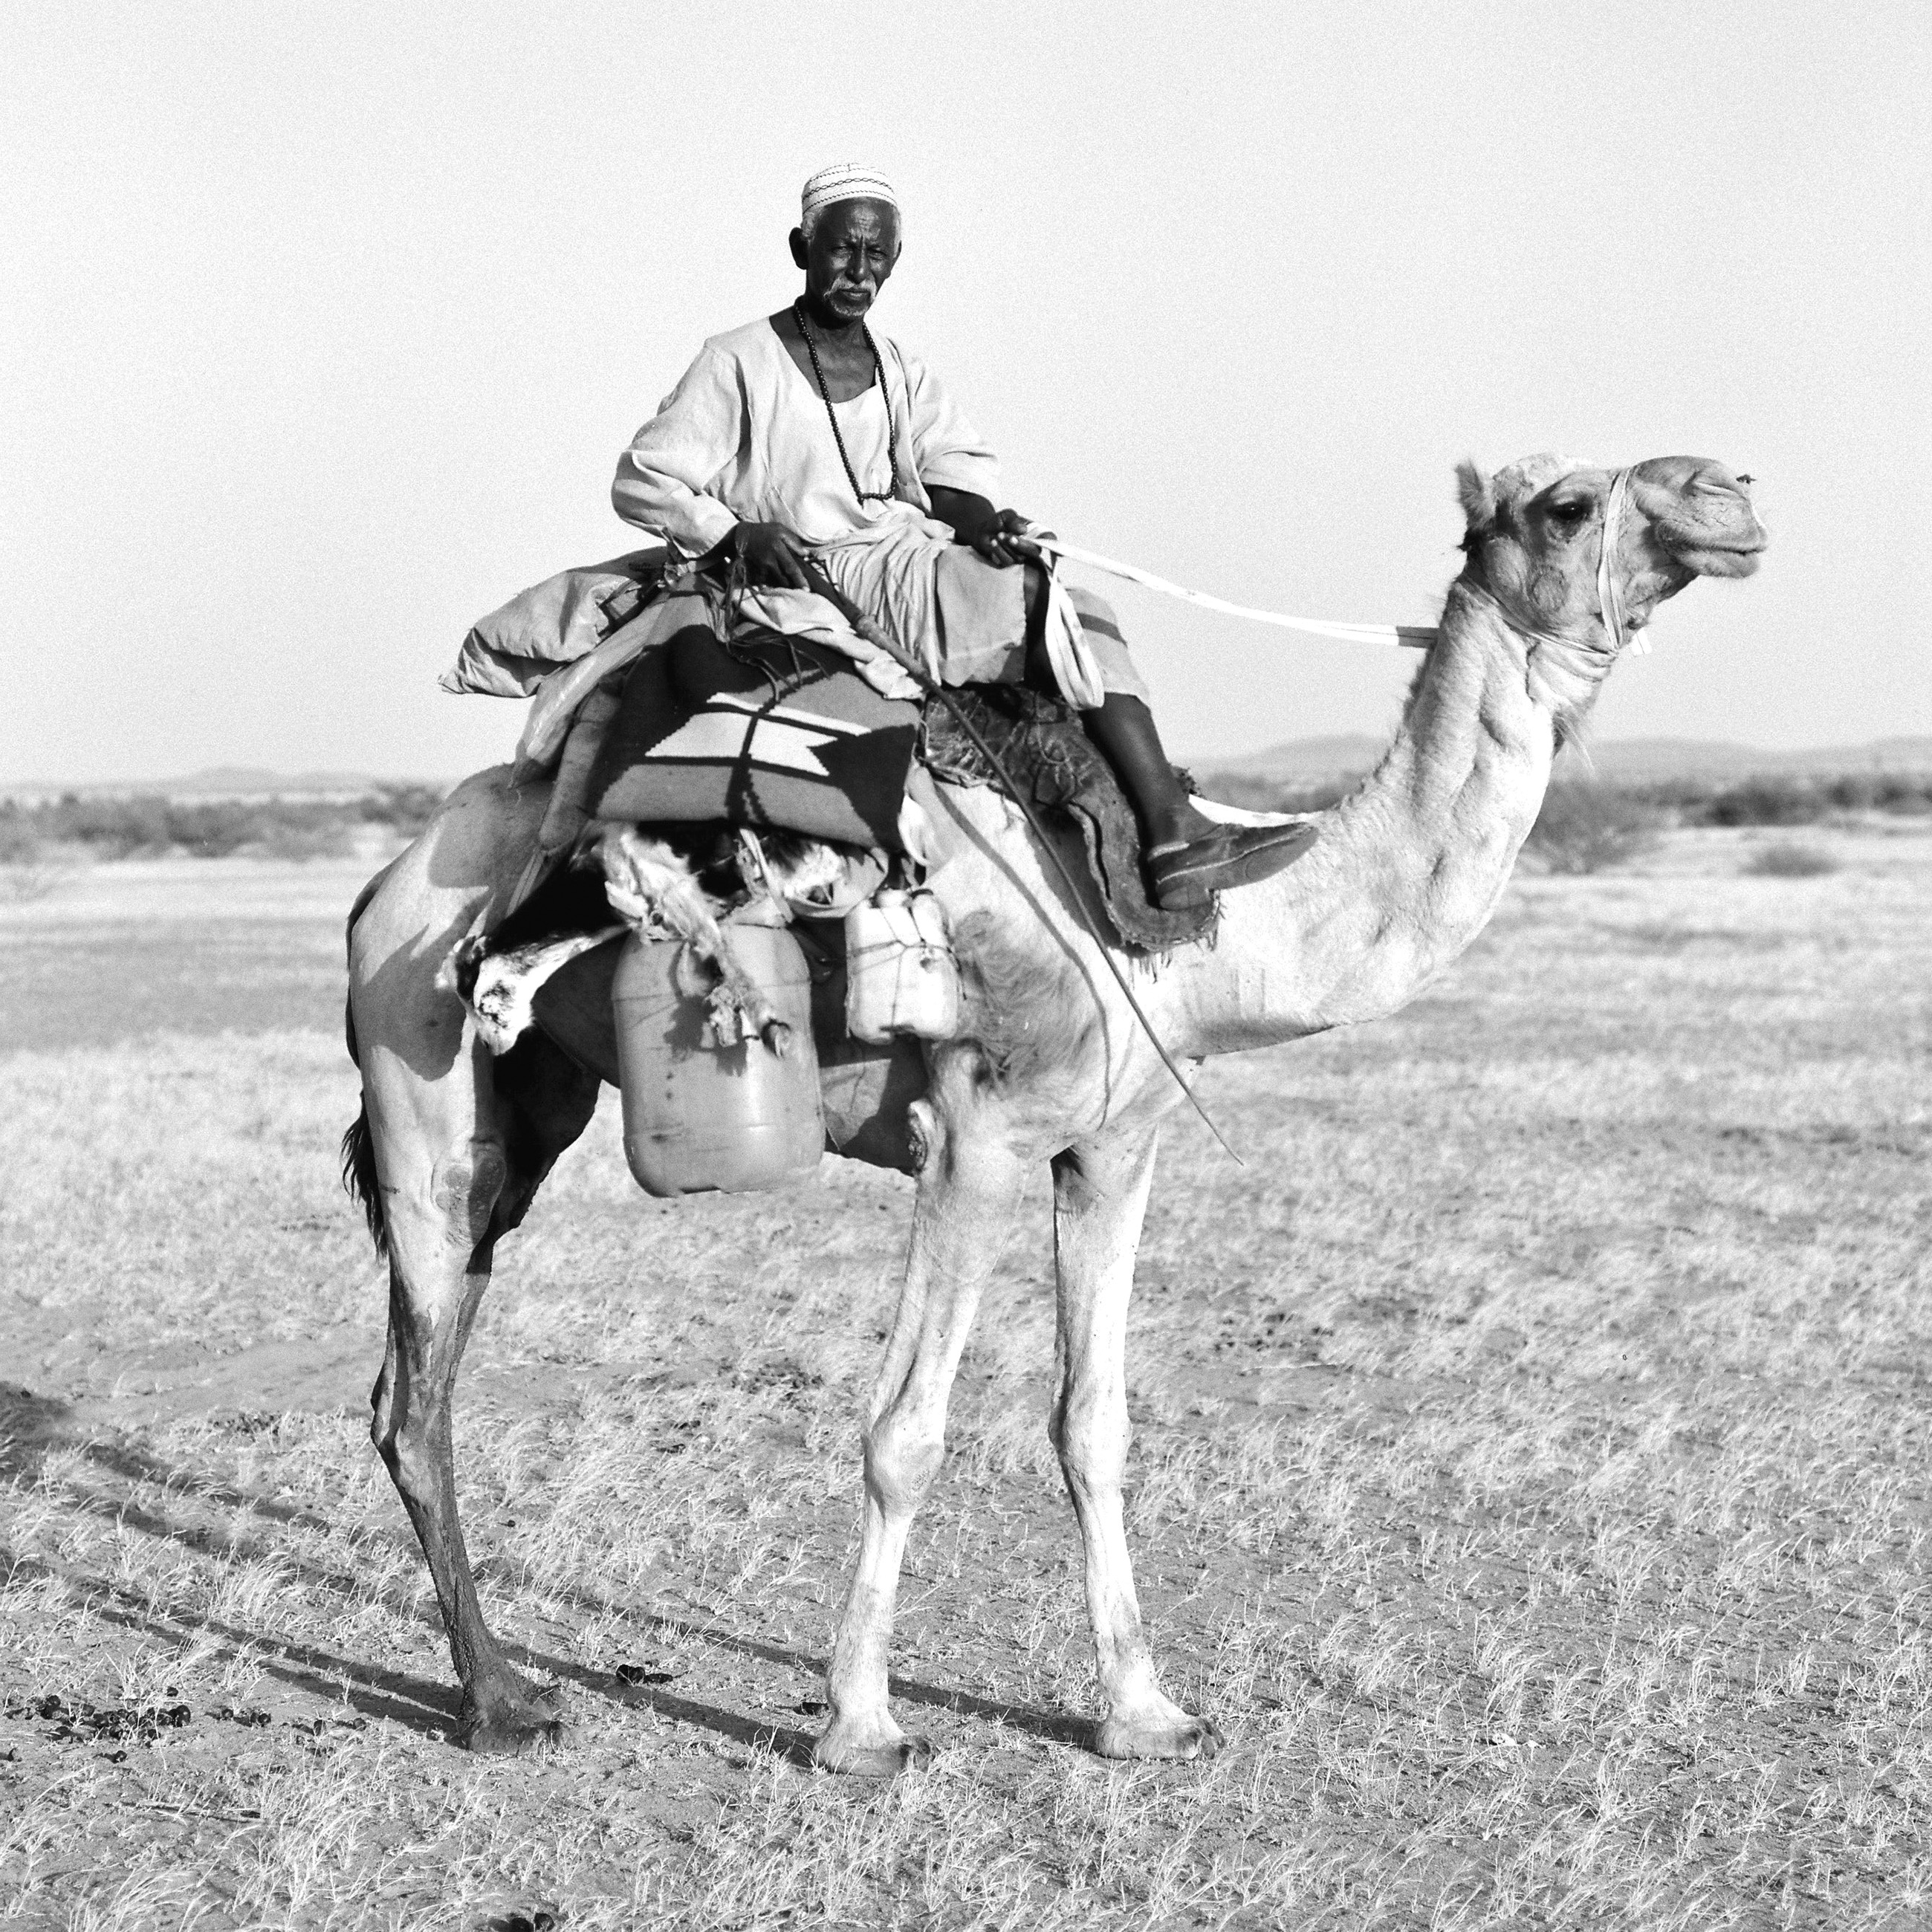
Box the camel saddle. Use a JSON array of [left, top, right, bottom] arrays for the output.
[[918, 687, 1216, 950], [573, 623, 1213, 952], [513, 594, 1205, 950]]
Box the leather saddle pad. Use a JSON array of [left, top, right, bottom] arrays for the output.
[[921, 686, 1217, 952], [586, 625, 921, 851]]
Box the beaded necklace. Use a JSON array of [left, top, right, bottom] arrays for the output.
[[792, 298, 902, 505]]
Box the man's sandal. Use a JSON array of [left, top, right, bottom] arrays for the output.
[[1148, 820, 1318, 911]]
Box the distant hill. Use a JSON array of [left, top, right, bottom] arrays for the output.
[[1193, 736, 1932, 786], [1188, 736, 1389, 785]]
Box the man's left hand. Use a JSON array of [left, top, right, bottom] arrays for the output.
[[974, 509, 1049, 568]]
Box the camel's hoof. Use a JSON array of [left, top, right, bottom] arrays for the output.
[[1095, 1712, 1222, 1763], [812, 1728, 936, 1777], [458, 1681, 568, 1756]]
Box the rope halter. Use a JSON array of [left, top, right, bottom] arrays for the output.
[[1484, 464, 1643, 671], [1597, 467, 1644, 655]]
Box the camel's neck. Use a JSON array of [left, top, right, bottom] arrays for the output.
[[1178, 580, 1561, 1053]]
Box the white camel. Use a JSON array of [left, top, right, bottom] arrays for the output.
[[343, 453, 1766, 1764]]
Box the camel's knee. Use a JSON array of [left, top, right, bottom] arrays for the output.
[[1051, 1381, 1129, 1502], [907, 1090, 1025, 1200], [863, 1407, 945, 1518], [905, 1098, 939, 1175]]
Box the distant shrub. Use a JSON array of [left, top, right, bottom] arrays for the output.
[[1873, 782, 1932, 817], [1635, 773, 1932, 826], [3, 786, 457, 860], [0, 815, 68, 900], [1526, 782, 1663, 875], [259, 818, 354, 860], [163, 802, 261, 858], [1701, 778, 1828, 827], [1201, 765, 1932, 839], [1744, 842, 1840, 878], [360, 782, 447, 837], [42, 793, 176, 858], [0, 814, 40, 865]]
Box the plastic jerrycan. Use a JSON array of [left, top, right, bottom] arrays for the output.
[[843, 889, 959, 1043], [610, 921, 824, 1197]]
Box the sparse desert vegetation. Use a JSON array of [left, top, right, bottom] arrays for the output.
[[1522, 782, 1664, 876], [1743, 843, 1841, 879], [1204, 767, 1932, 841], [1, 826, 1928, 1928], [0, 784, 446, 867]]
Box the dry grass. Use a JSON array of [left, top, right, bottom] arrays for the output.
[[1, 827, 1928, 1928]]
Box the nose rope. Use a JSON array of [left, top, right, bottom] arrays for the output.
[[1029, 470, 1641, 661], [1022, 537, 1439, 651]]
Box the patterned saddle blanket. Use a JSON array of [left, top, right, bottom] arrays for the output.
[[584, 623, 1214, 950], [588, 623, 921, 852]]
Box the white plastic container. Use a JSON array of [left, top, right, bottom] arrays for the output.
[[843, 890, 960, 1043]]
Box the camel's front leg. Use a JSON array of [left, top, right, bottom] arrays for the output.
[[1051, 1125, 1220, 1760], [814, 1097, 1030, 1775]]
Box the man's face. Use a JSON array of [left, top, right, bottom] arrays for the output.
[[791, 199, 901, 323]]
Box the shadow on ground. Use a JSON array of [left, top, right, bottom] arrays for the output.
[[11, 1418, 1095, 1759]]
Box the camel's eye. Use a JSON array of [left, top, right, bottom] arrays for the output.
[[1546, 498, 1591, 528]]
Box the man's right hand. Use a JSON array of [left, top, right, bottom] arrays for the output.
[[731, 521, 813, 591]]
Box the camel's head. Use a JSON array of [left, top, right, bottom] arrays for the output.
[[1454, 453, 1767, 716]]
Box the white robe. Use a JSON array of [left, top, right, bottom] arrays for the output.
[[612, 318, 1018, 696]]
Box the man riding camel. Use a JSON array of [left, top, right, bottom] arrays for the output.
[[612, 162, 1314, 909]]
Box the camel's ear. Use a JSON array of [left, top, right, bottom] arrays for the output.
[[1456, 460, 1495, 532]]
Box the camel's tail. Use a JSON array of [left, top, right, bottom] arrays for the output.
[[341, 858, 398, 1261], [340, 1103, 389, 1262]]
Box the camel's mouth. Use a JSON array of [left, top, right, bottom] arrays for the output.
[[1664, 539, 1766, 580], [1637, 464, 1769, 581]]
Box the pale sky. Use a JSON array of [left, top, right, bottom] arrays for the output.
[[5, 1, 1928, 785]]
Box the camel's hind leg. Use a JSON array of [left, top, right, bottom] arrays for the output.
[[348, 769, 597, 1752], [366, 1064, 597, 1752], [369, 1138, 551, 1751], [1050, 1125, 1220, 1760]]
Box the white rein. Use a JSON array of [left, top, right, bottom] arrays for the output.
[[1027, 536, 1439, 650], [1029, 468, 1639, 657]]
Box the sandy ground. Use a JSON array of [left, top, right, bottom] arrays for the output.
[[1, 825, 1928, 1928]]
